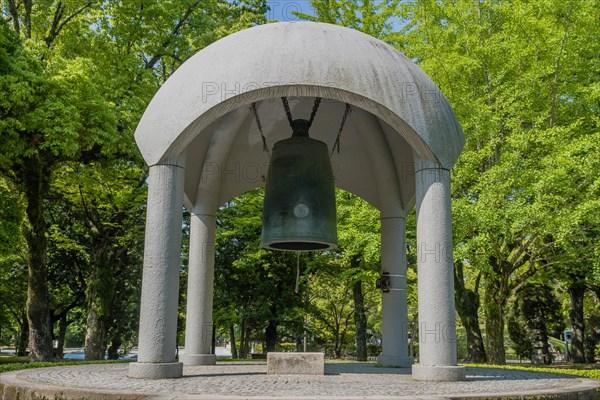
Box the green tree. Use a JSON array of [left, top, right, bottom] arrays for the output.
[[396, 0, 599, 365], [0, 177, 28, 354], [510, 283, 562, 364], [293, 0, 402, 45], [46, 160, 147, 360], [335, 190, 380, 361], [296, 0, 403, 363], [528, 110, 600, 363], [1, 0, 268, 361], [0, 8, 119, 359], [307, 265, 356, 358], [214, 190, 305, 357]]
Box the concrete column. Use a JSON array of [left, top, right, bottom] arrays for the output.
[[182, 212, 217, 365], [377, 215, 413, 367], [129, 156, 185, 379], [411, 160, 465, 381]]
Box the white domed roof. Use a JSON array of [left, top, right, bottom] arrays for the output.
[[134, 22, 464, 214]]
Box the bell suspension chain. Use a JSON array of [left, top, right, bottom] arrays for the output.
[[330, 103, 353, 157], [281, 97, 294, 128], [278, 96, 351, 156], [251, 102, 271, 157], [308, 97, 321, 128], [281, 97, 322, 128]]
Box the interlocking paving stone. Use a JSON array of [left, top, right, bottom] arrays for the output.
[[1, 362, 599, 399]]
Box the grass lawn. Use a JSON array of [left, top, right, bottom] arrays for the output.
[[1, 354, 598, 381], [464, 362, 600, 380], [0, 356, 130, 374], [455, 327, 600, 380], [456, 327, 569, 361]]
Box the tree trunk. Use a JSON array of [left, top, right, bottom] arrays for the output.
[[84, 300, 105, 360], [85, 238, 114, 360], [333, 342, 341, 358], [568, 282, 586, 363], [24, 0, 32, 39], [239, 319, 246, 358], [212, 323, 216, 355], [84, 259, 107, 361], [463, 318, 487, 363], [484, 289, 506, 365], [586, 330, 600, 363], [333, 318, 341, 358], [229, 325, 238, 359], [454, 269, 486, 363], [16, 311, 29, 357], [265, 319, 277, 352], [23, 157, 53, 361], [55, 316, 68, 359], [540, 330, 551, 365], [409, 315, 418, 359], [244, 325, 251, 358], [454, 262, 487, 363], [6, 0, 21, 33], [352, 279, 367, 361]]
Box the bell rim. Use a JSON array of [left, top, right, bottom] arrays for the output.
[[262, 239, 338, 252]]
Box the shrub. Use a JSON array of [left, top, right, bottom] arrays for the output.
[[367, 343, 381, 357], [276, 342, 296, 352]]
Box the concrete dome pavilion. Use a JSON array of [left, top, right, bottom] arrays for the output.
[[130, 22, 466, 382]]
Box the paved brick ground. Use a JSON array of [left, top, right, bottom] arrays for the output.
[[1, 362, 599, 399]]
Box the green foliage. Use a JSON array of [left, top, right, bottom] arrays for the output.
[[276, 343, 297, 352], [0, 178, 27, 349], [212, 189, 383, 358], [367, 343, 381, 357], [300, 0, 599, 365], [293, 0, 404, 45], [0, 181, 23, 256], [584, 330, 600, 364], [518, 284, 562, 329], [0, 0, 268, 359], [507, 315, 532, 361], [508, 283, 562, 362], [306, 265, 356, 358], [0, 38, 118, 173], [213, 189, 306, 352], [1, 0, 597, 365], [391, 0, 600, 364], [336, 190, 380, 272], [305, 190, 383, 358], [0, 19, 19, 73]]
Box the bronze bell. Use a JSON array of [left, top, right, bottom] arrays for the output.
[[262, 119, 337, 251]]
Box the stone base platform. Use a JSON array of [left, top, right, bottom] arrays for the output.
[[267, 352, 324, 375], [1, 362, 598, 400]]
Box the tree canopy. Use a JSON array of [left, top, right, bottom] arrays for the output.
[[0, 0, 598, 365]]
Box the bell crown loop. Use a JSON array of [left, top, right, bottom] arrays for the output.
[[291, 119, 310, 138]]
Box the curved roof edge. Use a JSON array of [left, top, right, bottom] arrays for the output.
[[135, 22, 465, 169]]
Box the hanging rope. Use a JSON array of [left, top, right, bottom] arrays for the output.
[[295, 252, 301, 294], [330, 103, 353, 157], [250, 102, 270, 157]]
